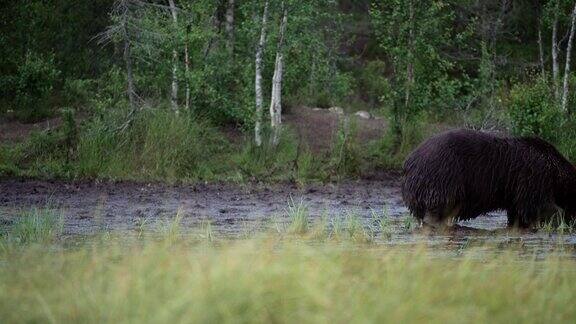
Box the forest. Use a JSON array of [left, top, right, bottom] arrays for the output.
[[2, 0, 576, 182]]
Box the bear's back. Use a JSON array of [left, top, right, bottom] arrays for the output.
[[403, 129, 504, 174]]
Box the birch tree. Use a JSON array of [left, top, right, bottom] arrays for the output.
[[254, 1, 269, 147], [168, 0, 179, 113], [405, 0, 414, 110], [184, 23, 191, 111], [561, 2, 576, 113], [225, 0, 235, 53], [552, 1, 560, 100], [269, 3, 288, 147], [537, 1, 546, 76], [371, 0, 459, 151]]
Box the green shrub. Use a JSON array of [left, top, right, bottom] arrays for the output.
[[554, 118, 576, 162], [372, 112, 427, 169], [508, 78, 561, 141], [76, 108, 230, 181], [0, 145, 20, 177], [9, 52, 60, 122], [328, 117, 361, 177], [232, 130, 299, 182], [294, 149, 326, 185], [63, 78, 95, 106], [359, 60, 393, 108]]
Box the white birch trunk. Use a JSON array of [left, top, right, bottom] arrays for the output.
[[538, 17, 545, 75], [168, 0, 179, 113], [405, 0, 414, 109], [184, 24, 191, 111], [552, 2, 560, 101], [225, 0, 235, 53], [254, 1, 269, 147], [561, 2, 576, 113], [269, 4, 288, 147]]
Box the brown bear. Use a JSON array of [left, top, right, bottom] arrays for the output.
[[401, 129, 576, 228]]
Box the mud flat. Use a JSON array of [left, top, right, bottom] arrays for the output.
[[1, 178, 575, 257]]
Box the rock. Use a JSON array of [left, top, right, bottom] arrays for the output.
[[311, 107, 323, 111], [328, 106, 344, 115], [354, 110, 372, 119]]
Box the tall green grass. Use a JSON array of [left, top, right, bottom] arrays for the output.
[[1, 206, 575, 323], [0, 238, 575, 323], [75, 109, 231, 181], [1, 208, 63, 246], [0, 108, 367, 183]]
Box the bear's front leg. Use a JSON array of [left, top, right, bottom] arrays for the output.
[[507, 208, 533, 229]]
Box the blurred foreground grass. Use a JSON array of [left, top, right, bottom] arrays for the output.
[[0, 235, 575, 323]]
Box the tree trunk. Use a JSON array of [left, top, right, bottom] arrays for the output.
[[269, 4, 288, 147], [255, 1, 269, 147], [492, 0, 509, 51], [561, 2, 576, 113], [120, 1, 137, 110], [203, 8, 221, 59], [538, 16, 546, 76], [184, 23, 191, 111], [552, 1, 560, 101], [168, 0, 179, 113], [124, 34, 136, 111], [404, 0, 414, 110], [225, 0, 235, 53]]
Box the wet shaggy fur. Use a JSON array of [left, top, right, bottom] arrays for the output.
[[402, 129, 576, 228]]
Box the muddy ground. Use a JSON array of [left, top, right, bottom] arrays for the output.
[[1, 178, 575, 257]]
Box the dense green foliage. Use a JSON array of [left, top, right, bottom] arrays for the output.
[[509, 77, 561, 140], [3, 0, 576, 180]]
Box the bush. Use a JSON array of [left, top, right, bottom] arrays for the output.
[[371, 112, 428, 169], [508, 78, 561, 141], [554, 118, 576, 162], [63, 78, 95, 107], [359, 60, 393, 109], [76, 108, 230, 181], [328, 117, 361, 177], [9, 52, 60, 122], [232, 129, 300, 182]]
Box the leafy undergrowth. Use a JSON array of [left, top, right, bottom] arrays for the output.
[[0, 207, 576, 323]]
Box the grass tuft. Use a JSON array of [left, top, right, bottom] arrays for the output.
[[2, 208, 63, 246], [370, 208, 394, 240], [161, 209, 184, 244], [539, 210, 576, 235], [286, 197, 309, 235]]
